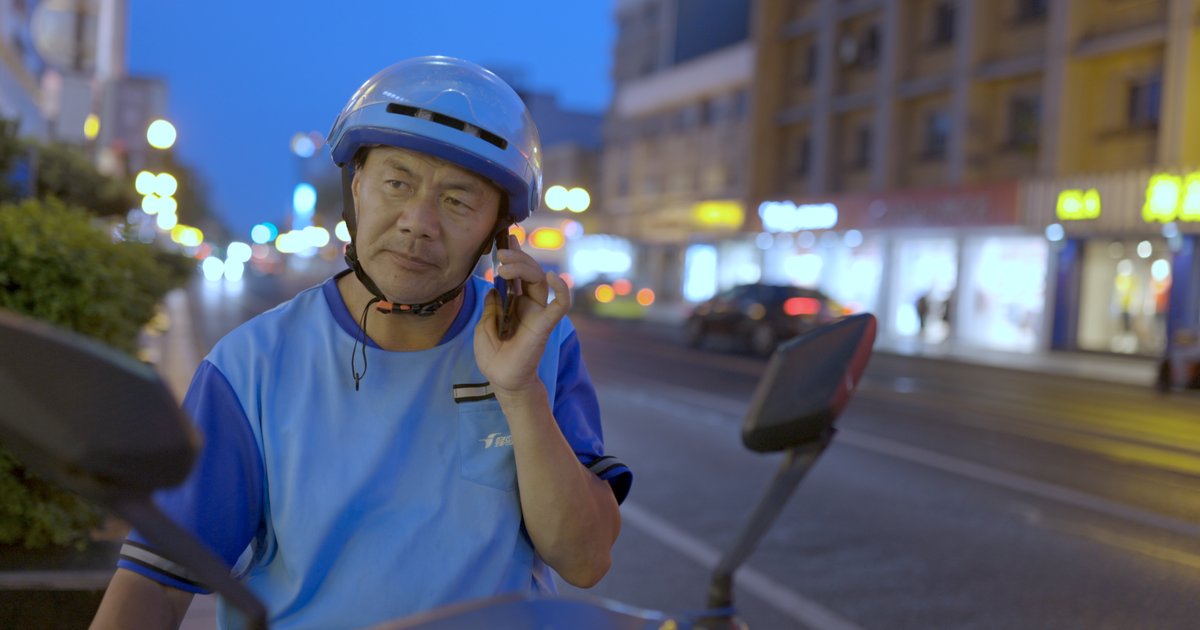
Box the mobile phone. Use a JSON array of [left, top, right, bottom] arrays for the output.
[[493, 233, 522, 340]]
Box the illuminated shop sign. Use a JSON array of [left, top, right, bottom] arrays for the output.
[[1055, 189, 1100, 221], [692, 200, 744, 229], [1143, 172, 1200, 223], [758, 201, 839, 233]]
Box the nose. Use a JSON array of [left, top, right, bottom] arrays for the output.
[[394, 190, 441, 240]]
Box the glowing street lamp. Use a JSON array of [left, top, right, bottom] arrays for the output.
[[147, 119, 177, 150], [565, 187, 591, 213]]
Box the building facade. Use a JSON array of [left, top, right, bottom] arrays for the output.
[[748, 0, 1200, 357], [600, 0, 754, 305]]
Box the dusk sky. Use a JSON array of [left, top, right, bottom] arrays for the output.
[[127, 1, 616, 240]]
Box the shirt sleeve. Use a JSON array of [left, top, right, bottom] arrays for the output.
[[117, 360, 265, 594], [552, 327, 633, 504]]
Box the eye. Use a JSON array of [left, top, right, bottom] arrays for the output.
[[444, 195, 475, 212], [384, 179, 412, 192]]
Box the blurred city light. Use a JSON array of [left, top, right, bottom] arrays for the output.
[[683, 244, 718, 302], [529, 227, 565, 250], [1045, 223, 1065, 242], [335, 221, 351, 243], [201, 256, 225, 281], [135, 171, 156, 195], [224, 260, 246, 282], [293, 183, 317, 216], [156, 173, 178, 197], [844, 229, 864, 248], [797, 231, 817, 248], [156, 212, 178, 230], [1152, 259, 1172, 281], [1144, 174, 1182, 223], [83, 113, 99, 140], [170, 225, 203, 248], [227, 241, 253, 263], [755, 232, 773, 250], [291, 132, 317, 158], [759, 201, 838, 232], [613, 279, 632, 296], [693, 200, 743, 228], [251, 224, 273, 244], [1185, 173, 1200, 219], [1137, 240, 1153, 258], [561, 220, 583, 240], [1056, 189, 1101, 221], [1163, 222, 1181, 239], [303, 226, 331, 248], [147, 119, 177, 150], [566, 187, 591, 213], [784, 297, 821, 316], [636, 288, 655, 307], [594, 284, 615, 304], [545, 185, 569, 211]]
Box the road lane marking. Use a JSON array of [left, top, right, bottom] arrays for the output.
[[838, 430, 1200, 540], [620, 501, 864, 630]]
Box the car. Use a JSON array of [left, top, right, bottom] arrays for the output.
[[684, 283, 847, 356]]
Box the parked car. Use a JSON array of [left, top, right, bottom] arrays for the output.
[[685, 283, 847, 356]]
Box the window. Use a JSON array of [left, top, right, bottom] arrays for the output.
[[853, 125, 873, 169], [1007, 96, 1040, 150], [923, 110, 950, 159], [1014, 0, 1048, 22], [794, 135, 812, 177], [857, 25, 881, 68], [803, 43, 818, 84], [932, 2, 956, 47], [1127, 76, 1162, 129]]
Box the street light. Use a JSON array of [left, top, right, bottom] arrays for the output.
[[147, 119, 177, 150]]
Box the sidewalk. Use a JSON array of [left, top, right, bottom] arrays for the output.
[[638, 302, 1162, 389]]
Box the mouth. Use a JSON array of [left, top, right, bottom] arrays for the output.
[[383, 250, 437, 271]]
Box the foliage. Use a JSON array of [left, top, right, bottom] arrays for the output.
[[27, 141, 135, 218], [0, 198, 193, 549]]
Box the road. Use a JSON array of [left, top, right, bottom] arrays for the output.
[[186, 270, 1200, 629]]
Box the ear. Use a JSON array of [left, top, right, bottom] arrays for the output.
[[350, 168, 363, 217]]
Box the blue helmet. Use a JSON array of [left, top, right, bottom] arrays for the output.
[[327, 56, 543, 223]]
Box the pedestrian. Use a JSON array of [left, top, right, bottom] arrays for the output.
[[92, 56, 632, 629]]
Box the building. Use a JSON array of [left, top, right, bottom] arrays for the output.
[[748, 0, 1200, 357], [600, 0, 754, 305], [0, 0, 49, 138]]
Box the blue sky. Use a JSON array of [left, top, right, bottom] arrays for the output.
[[128, 1, 615, 240]]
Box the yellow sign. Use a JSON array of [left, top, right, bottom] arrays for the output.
[[692, 200, 744, 229], [1183, 173, 1200, 222], [1056, 189, 1101, 221], [1143, 171, 1200, 223]]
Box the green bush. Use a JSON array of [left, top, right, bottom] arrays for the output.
[[0, 198, 193, 549]]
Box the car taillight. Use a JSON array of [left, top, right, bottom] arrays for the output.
[[783, 297, 820, 316]]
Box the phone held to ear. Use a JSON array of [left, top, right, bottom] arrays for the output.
[[493, 233, 522, 340]]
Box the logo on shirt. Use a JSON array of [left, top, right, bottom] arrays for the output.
[[480, 432, 513, 448]]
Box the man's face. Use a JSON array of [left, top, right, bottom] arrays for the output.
[[351, 146, 501, 303]]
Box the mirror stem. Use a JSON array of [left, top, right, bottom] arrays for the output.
[[702, 428, 835, 622], [114, 496, 268, 630]]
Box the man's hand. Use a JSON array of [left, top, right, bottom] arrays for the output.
[[474, 235, 571, 394]]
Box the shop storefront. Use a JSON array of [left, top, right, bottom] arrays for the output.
[[1024, 169, 1200, 357], [751, 182, 1043, 351]]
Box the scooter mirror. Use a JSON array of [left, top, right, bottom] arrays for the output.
[[741, 313, 876, 453], [0, 308, 196, 497]]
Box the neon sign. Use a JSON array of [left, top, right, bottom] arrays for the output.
[[1143, 172, 1200, 223], [758, 201, 839, 232], [1055, 189, 1100, 221]]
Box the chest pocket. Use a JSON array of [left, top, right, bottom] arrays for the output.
[[457, 398, 517, 492]]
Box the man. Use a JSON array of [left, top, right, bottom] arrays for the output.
[[93, 56, 631, 629]]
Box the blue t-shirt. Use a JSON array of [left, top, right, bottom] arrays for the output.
[[117, 273, 631, 630]]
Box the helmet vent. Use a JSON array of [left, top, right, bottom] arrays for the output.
[[386, 103, 509, 151]]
